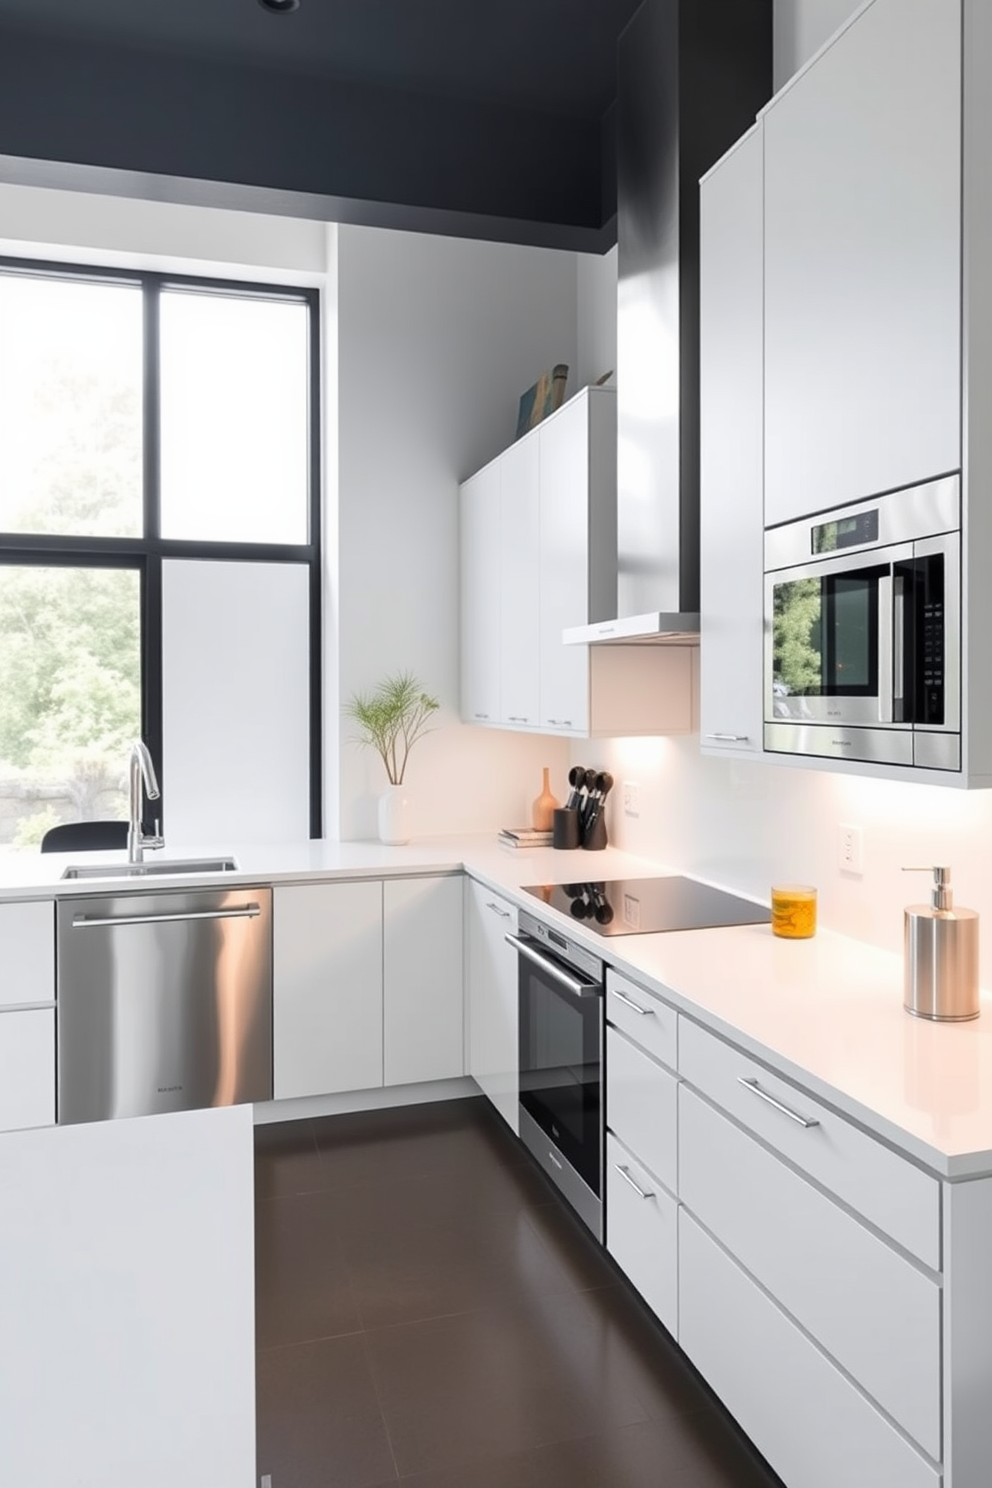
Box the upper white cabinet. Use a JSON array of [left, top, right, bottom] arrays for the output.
[[699, 125, 764, 758], [383, 875, 464, 1086], [460, 386, 695, 740], [273, 879, 384, 1100], [465, 878, 519, 1134], [459, 461, 502, 726], [763, 0, 961, 525]]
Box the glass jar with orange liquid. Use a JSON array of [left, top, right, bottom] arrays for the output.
[[771, 884, 817, 939]]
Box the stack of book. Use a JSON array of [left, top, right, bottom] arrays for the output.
[[497, 826, 553, 849]]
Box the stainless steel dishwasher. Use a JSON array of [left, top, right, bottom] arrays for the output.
[[56, 886, 273, 1125]]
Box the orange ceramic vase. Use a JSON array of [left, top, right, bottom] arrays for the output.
[[532, 767, 561, 830]]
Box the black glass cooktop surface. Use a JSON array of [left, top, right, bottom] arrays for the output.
[[521, 876, 771, 937]]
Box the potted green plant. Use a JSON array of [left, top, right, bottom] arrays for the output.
[[345, 672, 439, 843]]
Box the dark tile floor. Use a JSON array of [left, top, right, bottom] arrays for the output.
[[255, 1097, 785, 1488]]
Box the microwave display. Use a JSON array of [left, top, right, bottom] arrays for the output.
[[811, 509, 879, 554]]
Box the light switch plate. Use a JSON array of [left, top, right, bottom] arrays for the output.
[[622, 781, 641, 817], [838, 823, 864, 875]]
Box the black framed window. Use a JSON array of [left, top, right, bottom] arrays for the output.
[[0, 257, 321, 850]]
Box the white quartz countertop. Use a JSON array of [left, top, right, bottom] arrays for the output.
[[2, 833, 989, 1176]]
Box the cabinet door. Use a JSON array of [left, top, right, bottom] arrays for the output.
[[699, 128, 763, 756], [764, 0, 961, 523], [273, 880, 383, 1099], [679, 1212, 939, 1488], [0, 900, 55, 1007], [538, 397, 591, 735], [499, 434, 541, 728], [383, 876, 464, 1085], [606, 1132, 678, 1337], [0, 1009, 55, 1131], [466, 878, 518, 1134], [460, 462, 502, 725]]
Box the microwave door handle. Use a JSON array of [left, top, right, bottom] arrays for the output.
[[892, 573, 906, 720], [877, 570, 894, 725]]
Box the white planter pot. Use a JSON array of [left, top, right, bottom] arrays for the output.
[[378, 784, 410, 845]]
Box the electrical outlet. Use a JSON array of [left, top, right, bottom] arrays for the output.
[[838, 822, 864, 875], [622, 780, 641, 817]]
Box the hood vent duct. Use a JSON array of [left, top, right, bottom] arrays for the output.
[[567, 0, 771, 646]]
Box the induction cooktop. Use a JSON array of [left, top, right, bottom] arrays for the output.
[[521, 876, 771, 937]]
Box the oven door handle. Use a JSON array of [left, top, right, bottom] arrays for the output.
[[504, 934, 603, 999]]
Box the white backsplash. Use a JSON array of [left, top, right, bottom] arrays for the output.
[[572, 710, 992, 986]]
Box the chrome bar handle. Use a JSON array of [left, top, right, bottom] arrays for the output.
[[893, 572, 906, 716], [610, 988, 654, 1017], [704, 733, 750, 742], [485, 901, 512, 919], [877, 570, 894, 725], [73, 904, 261, 929], [504, 933, 602, 999], [738, 1077, 819, 1129], [614, 1163, 654, 1199]]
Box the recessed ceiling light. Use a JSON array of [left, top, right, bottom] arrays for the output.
[[257, 0, 300, 13]]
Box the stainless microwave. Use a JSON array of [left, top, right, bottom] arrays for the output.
[[763, 475, 961, 772]]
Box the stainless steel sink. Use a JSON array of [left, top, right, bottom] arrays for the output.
[[61, 857, 239, 880]]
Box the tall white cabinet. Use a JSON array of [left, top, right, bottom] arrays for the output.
[[699, 124, 764, 758], [459, 462, 502, 726], [763, 0, 961, 525]]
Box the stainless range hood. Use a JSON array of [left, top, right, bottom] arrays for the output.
[[566, 0, 771, 646]]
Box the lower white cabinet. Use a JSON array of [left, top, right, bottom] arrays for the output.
[[679, 1211, 939, 1488], [273, 879, 384, 1100], [0, 1008, 55, 1131], [606, 1132, 678, 1336], [383, 875, 464, 1086], [0, 899, 55, 1007], [679, 1085, 941, 1458], [604, 970, 679, 1330], [466, 879, 518, 1134]]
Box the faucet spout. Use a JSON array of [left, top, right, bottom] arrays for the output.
[[127, 740, 164, 864]]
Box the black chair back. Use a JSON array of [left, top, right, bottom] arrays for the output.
[[40, 821, 129, 854]]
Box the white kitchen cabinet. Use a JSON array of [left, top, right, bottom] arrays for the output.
[[460, 386, 693, 739], [763, 0, 961, 525], [0, 899, 55, 1007], [465, 878, 518, 1134], [459, 460, 502, 725], [383, 875, 464, 1085], [273, 879, 383, 1099], [699, 125, 764, 757], [0, 1008, 55, 1131], [604, 969, 679, 1335], [679, 1211, 939, 1488], [680, 1085, 941, 1458], [499, 433, 541, 727]]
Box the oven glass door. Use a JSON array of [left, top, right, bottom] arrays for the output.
[[518, 950, 602, 1195], [769, 559, 891, 726]]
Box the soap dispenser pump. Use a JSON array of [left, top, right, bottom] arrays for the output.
[[903, 866, 980, 1021]]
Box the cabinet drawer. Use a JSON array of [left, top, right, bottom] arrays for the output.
[[678, 1016, 940, 1268], [680, 1087, 940, 1458], [0, 901, 55, 1008], [606, 1027, 677, 1194], [606, 969, 677, 1069], [679, 1211, 940, 1488], [606, 1132, 677, 1336], [0, 1009, 55, 1131]]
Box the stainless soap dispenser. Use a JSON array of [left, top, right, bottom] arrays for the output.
[[903, 866, 980, 1021]]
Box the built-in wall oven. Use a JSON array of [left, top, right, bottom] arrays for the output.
[[508, 909, 605, 1241], [764, 473, 960, 771]]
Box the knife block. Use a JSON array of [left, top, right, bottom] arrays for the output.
[[582, 812, 607, 851]]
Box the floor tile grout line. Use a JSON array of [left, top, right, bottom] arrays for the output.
[[360, 1327, 403, 1484]]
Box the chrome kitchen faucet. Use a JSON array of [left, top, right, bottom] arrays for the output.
[[127, 739, 164, 864]]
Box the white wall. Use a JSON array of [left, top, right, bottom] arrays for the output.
[[330, 223, 576, 840], [773, 0, 863, 91]]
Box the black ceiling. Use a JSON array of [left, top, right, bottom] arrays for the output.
[[0, 0, 643, 248]]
